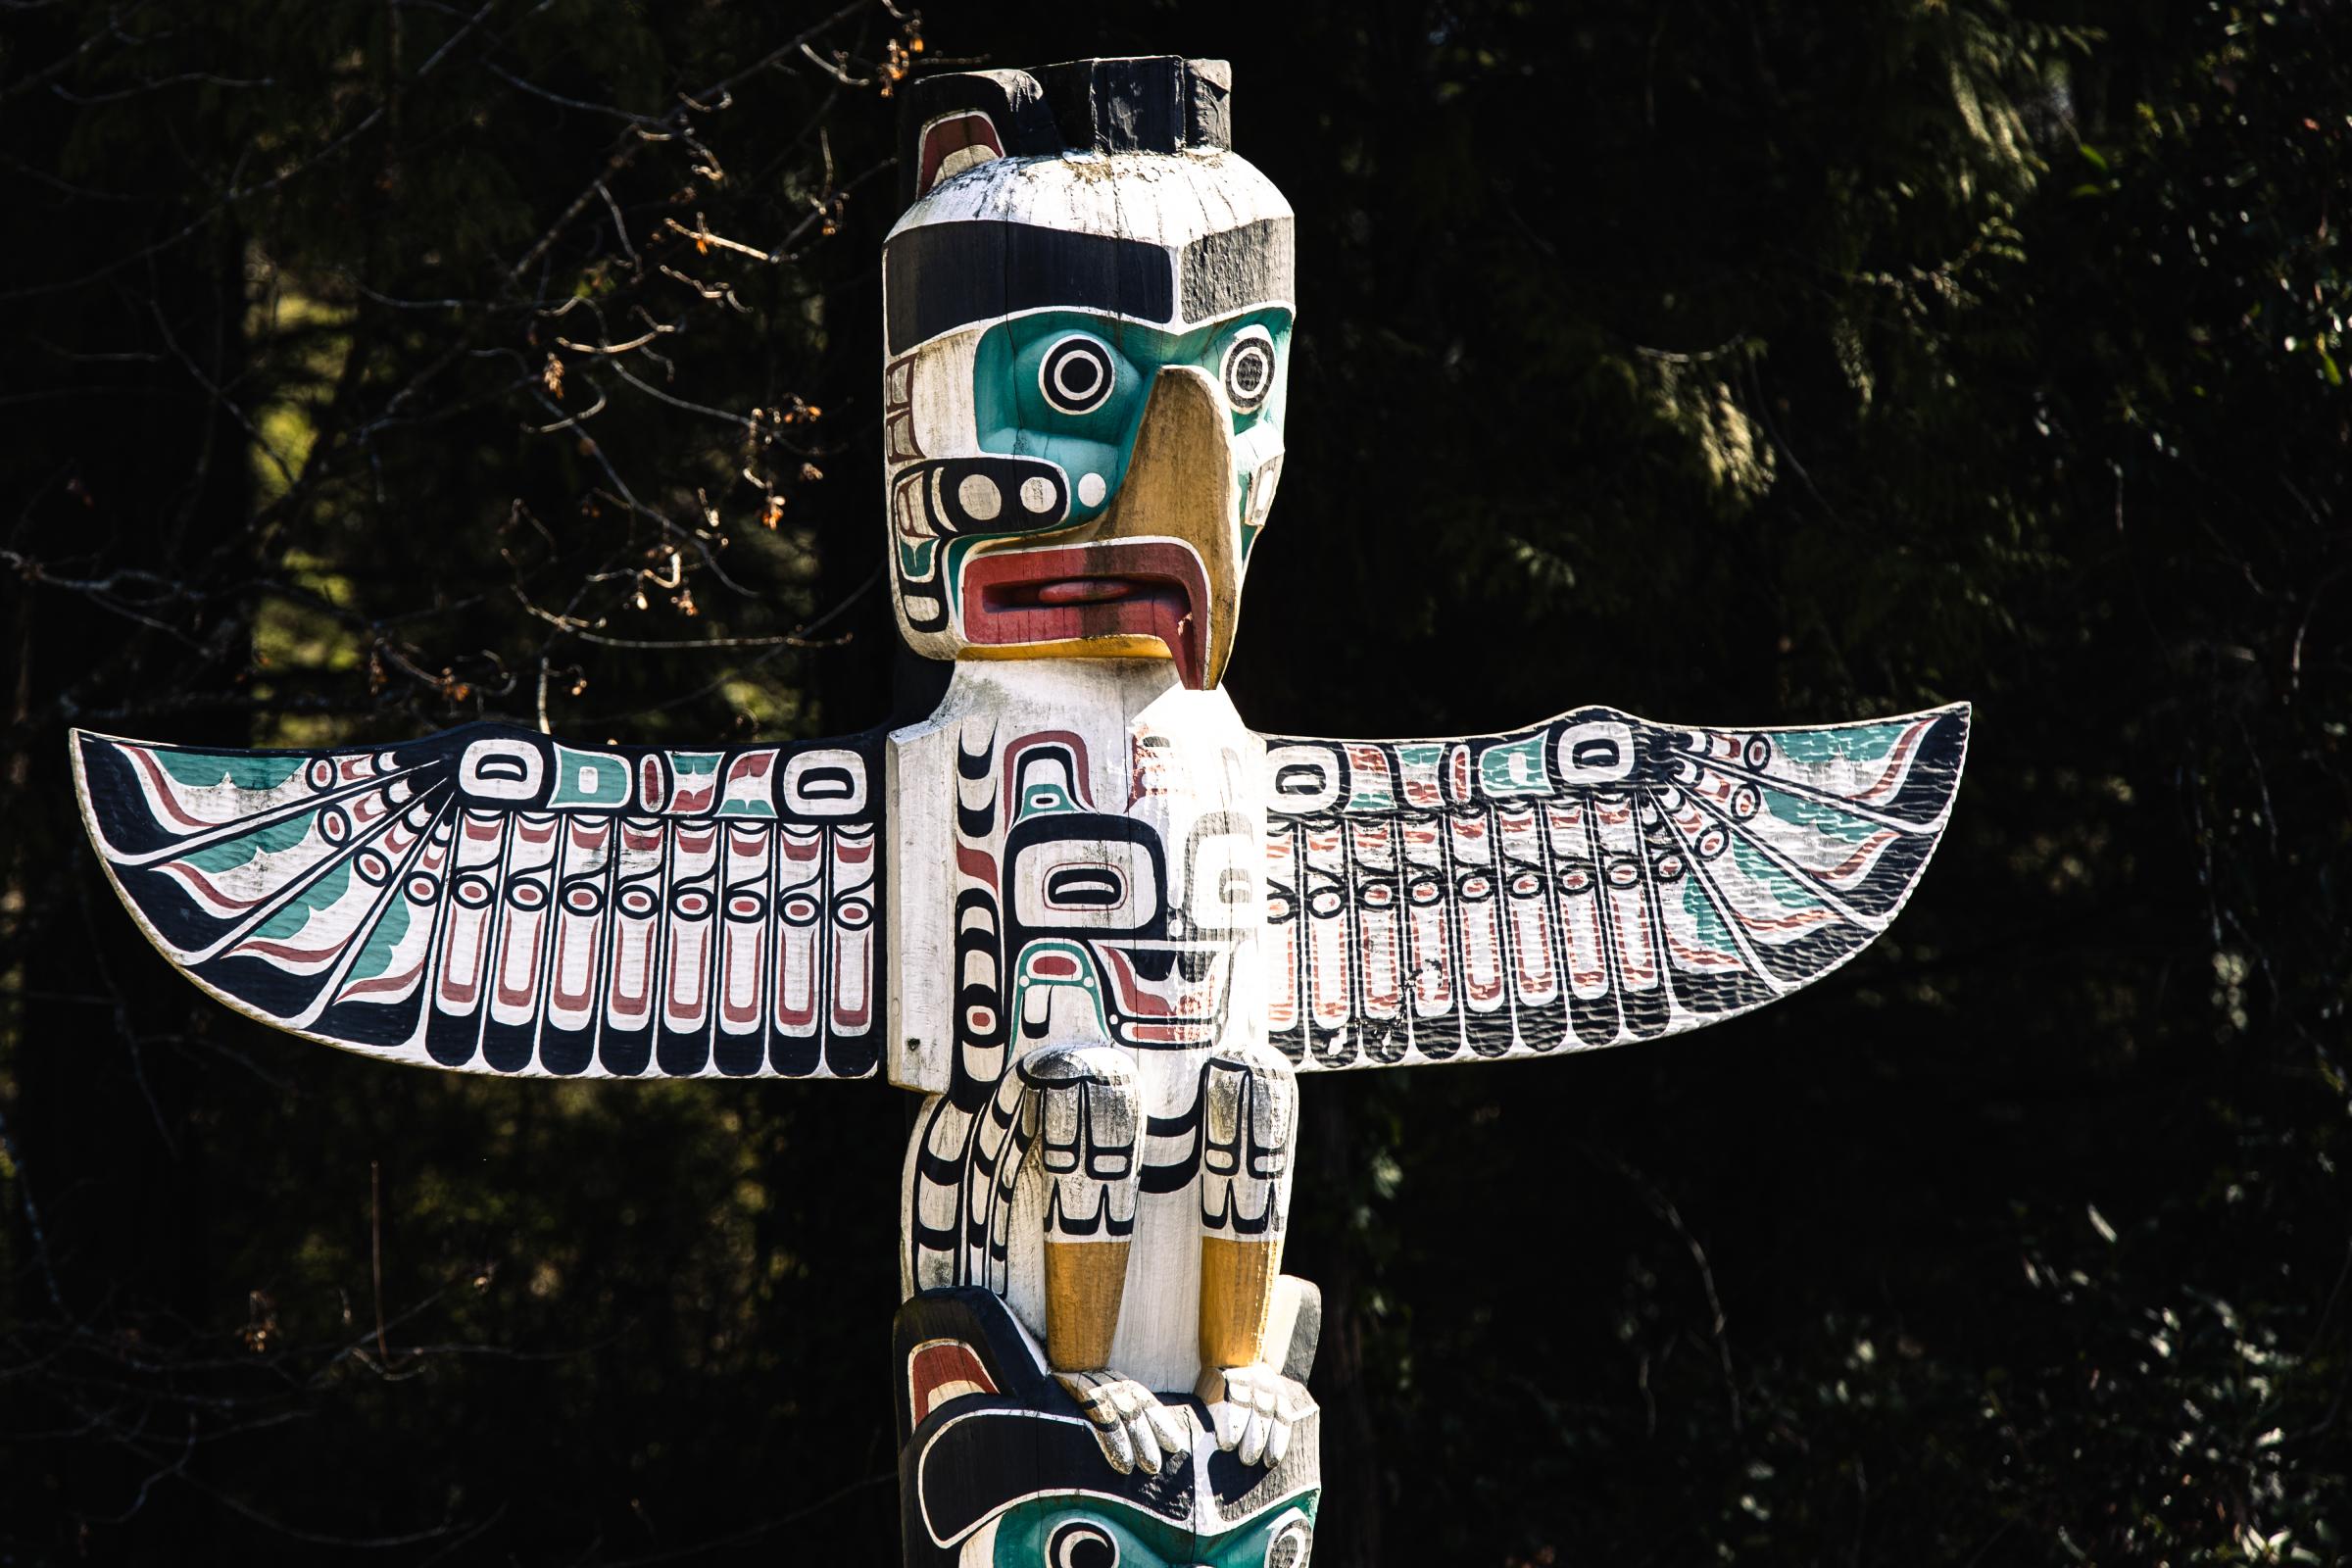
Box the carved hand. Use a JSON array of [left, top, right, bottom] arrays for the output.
[[1194, 1361, 1314, 1468], [1053, 1369, 1192, 1475]]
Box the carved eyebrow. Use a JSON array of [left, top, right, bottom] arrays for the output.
[[886, 218, 1294, 354], [1179, 219, 1293, 322], [888, 221, 1172, 354]]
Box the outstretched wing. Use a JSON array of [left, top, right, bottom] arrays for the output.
[[73, 722, 886, 1079], [1255, 703, 1968, 1070]]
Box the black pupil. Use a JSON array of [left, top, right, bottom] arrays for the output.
[[1053, 1525, 1115, 1568], [1229, 344, 1268, 398], [1050, 341, 1107, 406]]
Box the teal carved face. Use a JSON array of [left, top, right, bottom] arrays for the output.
[[881, 139, 1298, 689], [970, 307, 1293, 547], [986, 1494, 1317, 1567], [886, 300, 1293, 690]]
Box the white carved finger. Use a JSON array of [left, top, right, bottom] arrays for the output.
[[1098, 1416, 1137, 1475], [1239, 1400, 1270, 1466], [1090, 1385, 1138, 1475], [1127, 1406, 1162, 1474], [1054, 1370, 1135, 1475], [1146, 1397, 1190, 1455], [1211, 1395, 1248, 1452]]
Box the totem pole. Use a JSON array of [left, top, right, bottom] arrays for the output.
[[70, 57, 1969, 1564]]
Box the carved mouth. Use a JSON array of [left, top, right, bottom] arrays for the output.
[[960, 540, 1210, 689], [1096, 941, 1234, 1047]]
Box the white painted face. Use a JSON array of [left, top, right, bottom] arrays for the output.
[[988, 712, 1265, 1058], [881, 150, 1296, 690]]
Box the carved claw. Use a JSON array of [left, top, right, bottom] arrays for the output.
[[1054, 1369, 1191, 1476], [1194, 1362, 1314, 1469]]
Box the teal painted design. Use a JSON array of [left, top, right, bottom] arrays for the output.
[[345, 892, 411, 982], [1260, 703, 1970, 1063], [1381, 742, 1446, 813], [989, 1494, 1318, 1567], [549, 744, 630, 808], [979, 321, 1150, 508], [1343, 759, 1395, 813], [1763, 785, 1884, 841], [972, 308, 1293, 517], [936, 307, 1295, 606], [1477, 732, 1551, 797], [151, 749, 307, 790], [249, 859, 352, 941], [182, 811, 318, 871], [1014, 776, 1079, 820], [1730, 835, 1814, 906], [74, 722, 887, 1079], [1009, 938, 1109, 1040], [1779, 720, 1910, 764], [1680, 875, 1739, 949]]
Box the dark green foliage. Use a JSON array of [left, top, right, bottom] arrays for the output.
[[2, 2, 2344, 1563]]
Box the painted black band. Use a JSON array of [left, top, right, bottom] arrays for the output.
[[1180, 217, 1296, 323], [886, 220, 1174, 354]]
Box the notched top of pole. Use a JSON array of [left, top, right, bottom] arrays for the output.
[[900, 57, 1234, 207]]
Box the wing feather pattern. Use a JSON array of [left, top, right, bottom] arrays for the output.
[[1256, 703, 1968, 1070], [72, 722, 886, 1079]]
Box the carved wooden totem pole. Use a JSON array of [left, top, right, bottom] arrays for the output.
[[71, 57, 1969, 1565]]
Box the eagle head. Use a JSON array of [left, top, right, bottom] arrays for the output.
[[881, 57, 1295, 691]]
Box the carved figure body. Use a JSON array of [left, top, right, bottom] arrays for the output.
[[892, 661, 1302, 1476], [70, 57, 1969, 1564]]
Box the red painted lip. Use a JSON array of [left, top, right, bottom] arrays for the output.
[[961, 540, 1210, 689]]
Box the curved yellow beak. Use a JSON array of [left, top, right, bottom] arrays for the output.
[[958, 365, 1243, 690]]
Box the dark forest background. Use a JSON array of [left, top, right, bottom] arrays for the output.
[[2, 2, 2347, 1563]]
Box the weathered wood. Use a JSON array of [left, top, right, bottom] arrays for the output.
[[66, 52, 1972, 1563]]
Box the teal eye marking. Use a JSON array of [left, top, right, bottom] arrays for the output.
[[1040, 335, 1119, 416], [987, 1495, 1318, 1567], [993, 1504, 1168, 1566], [970, 308, 1294, 527], [1017, 780, 1077, 819], [1220, 326, 1276, 414], [1044, 1517, 1119, 1566]]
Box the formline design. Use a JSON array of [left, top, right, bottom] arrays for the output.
[[70, 54, 1968, 1565]]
